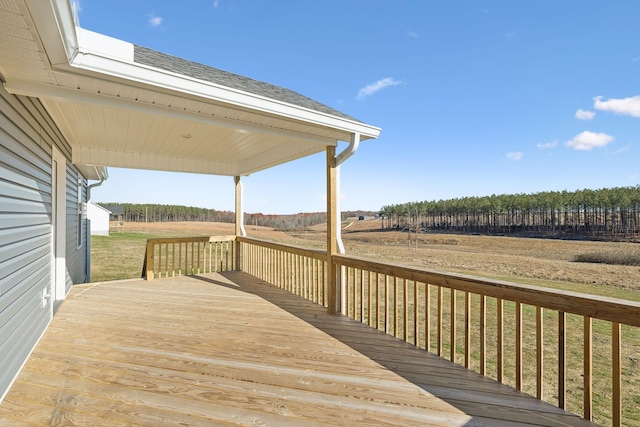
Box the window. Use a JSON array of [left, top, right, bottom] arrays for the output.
[[77, 178, 83, 248]]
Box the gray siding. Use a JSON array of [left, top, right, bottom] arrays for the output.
[[0, 85, 89, 400], [65, 167, 88, 286]]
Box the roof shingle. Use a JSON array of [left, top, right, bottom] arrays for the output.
[[134, 46, 360, 123]]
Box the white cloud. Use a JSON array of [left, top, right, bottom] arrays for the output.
[[565, 131, 614, 151], [213, 0, 219, 8], [594, 95, 640, 118], [507, 151, 523, 161], [575, 109, 595, 120], [148, 14, 162, 27], [357, 78, 402, 100], [537, 140, 558, 149], [407, 31, 418, 39]]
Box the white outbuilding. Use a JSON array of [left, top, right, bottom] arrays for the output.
[[87, 202, 111, 236]]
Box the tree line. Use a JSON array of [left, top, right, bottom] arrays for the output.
[[378, 186, 640, 240], [99, 202, 375, 231]]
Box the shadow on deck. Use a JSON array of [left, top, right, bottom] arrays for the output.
[[0, 272, 597, 426]]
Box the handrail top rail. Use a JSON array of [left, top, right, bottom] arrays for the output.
[[237, 236, 327, 260], [146, 236, 212, 244], [145, 235, 236, 244], [333, 253, 640, 327]]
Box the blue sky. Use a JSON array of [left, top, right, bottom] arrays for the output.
[[83, 1, 640, 214]]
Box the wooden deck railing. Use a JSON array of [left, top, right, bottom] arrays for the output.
[[237, 236, 328, 306], [143, 235, 640, 426], [142, 236, 237, 280], [332, 253, 640, 427]]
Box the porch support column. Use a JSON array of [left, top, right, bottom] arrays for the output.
[[234, 176, 246, 271], [326, 146, 339, 314]]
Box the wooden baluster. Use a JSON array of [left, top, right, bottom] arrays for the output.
[[319, 259, 323, 305], [288, 251, 292, 291], [413, 280, 418, 346], [316, 258, 321, 304], [284, 251, 289, 291], [464, 292, 471, 368], [184, 241, 188, 274], [164, 242, 169, 277], [321, 259, 326, 306], [157, 241, 161, 279], [480, 295, 486, 376], [191, 241, 195, 274], [536, 306, 544, 400], [559, 311, 566, 409], [281, 250, 286, 290], [204, 242, 208, 274], [394, 277, 399, 338], [300, 254, 304, 295], [309, 257, 313, 301], [311, 258, 316, 303], [360, 269, 365, 322], [299, 254, 304, 297], [375, 272, 381, 330], [384, 275, 389, 334], [425, 283, 431, 352], [352, 267, 357, 319], [183, 242, 188, 275], [450, 289, 457, 362], [292, 254, 300, 295], [584, 316, 592, 421], [516, 302, 522, 390], [403, 278, 408, 342], [368, 271, 373, 327], [437, 286, 443, 357], [226, 241, 230, 271], [344, 267, 349, 317], [280, 250, 284, 291], [171, 242, 176, 277], [497, 298, 503, 383], [612, 322, 621, 427], [298, 254, 302, 295], [212, 242, 217, 273]]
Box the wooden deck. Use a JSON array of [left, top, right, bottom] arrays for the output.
[[0, 272, 598, 426]]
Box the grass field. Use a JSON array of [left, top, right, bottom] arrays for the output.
[[91, 220, 640, 426]]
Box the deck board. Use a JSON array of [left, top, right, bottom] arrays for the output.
[[0, 272, 598, 426]]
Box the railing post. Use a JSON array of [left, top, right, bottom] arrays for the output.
[[612, 322, 622, 427], [234, 176, 245, 271], [145, 240, 155, 281], [326, 145, 338, 314]]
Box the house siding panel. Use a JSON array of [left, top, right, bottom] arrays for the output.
[[0, 85, 89, 401], [65, 167, 88, 286]]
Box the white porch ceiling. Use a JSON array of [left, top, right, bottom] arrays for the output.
[[0, 0, 380, 179]]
